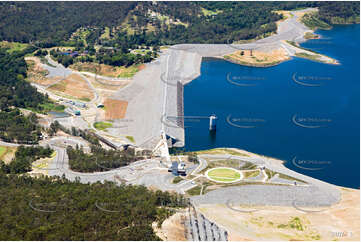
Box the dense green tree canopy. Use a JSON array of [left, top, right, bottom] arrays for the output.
[[2, 1, 358, 46], [0, 173, 186, 240]]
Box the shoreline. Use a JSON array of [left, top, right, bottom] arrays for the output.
[[193, 147, 358, 190]]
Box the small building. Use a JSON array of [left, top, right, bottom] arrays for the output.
[[168, 161, 186, 176], [74, 101, 87, 108]]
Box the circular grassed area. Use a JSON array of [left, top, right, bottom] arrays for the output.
[[206, 167, 241, 183]]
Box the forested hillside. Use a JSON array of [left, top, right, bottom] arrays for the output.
[[0, 2, 136, 44], [0, 47, 55, 143], [0, 48, 47, 110], [318, 1, 360, 24], [0, 173, 187, 240], [1, 2, 358, 46]]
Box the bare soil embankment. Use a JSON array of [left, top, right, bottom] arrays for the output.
[[104, 99, 128, 120], [153, 210, 188, 241], [47, 73, 94, 101]]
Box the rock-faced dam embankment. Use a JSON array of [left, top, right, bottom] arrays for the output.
[[111, 8, 318, 149]]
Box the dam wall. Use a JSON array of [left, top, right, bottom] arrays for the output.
[[164, 49, 202, 147]]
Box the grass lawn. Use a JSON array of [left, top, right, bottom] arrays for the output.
[[295, 52, 321, 61], [186, 185, 202, 196], [117, 65, 142, 78], [40, 102, 65, 112], [0, 41, 29, 53], [0, 146, 7, 158], [243, 170, 260, 178], [94, 121, 113, 131], [207, 168, 241, 182], [27, 102, 65, 114], [172, 176, 183, 184]]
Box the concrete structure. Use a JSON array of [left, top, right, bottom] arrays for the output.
[[209, 115, 217, 131]]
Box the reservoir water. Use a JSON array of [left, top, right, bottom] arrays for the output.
[[184, 24, 360, 189]]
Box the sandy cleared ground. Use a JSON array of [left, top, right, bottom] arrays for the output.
[[48, 73, 94, 101], [153, 210, 188, 241], [70, 62, 143, 78], [25, 57, 63, 86], [225, 48, 290, 66], [84, 74, 130, 91], [294, 8, 318, 19], [0, 146, 16, 164], [273, 10, 294, 29], [104, 98, 128, 120], [198, 187, 359, 241], [29, 151, 57, 176]]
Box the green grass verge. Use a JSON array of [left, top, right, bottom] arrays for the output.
[[94, 121, 113, 131], [285, 41, 319, 54], [186, 185, 202, 196], [265, 168, 306, 183], [172, 176, 183, 184], [207, 168, 240, 182], [301, 13, 331, 30], [27, 102, 65, 114], [79, 97, 91, 102], [240, 162, 258, 170], [265, 168, 277, 179], [201, 7, 222, 16], [39, 103, 65, 112], [126, 136, 135, 143], [304, 32, 319, 39], [194, 148, 249, 156], [117, 65, 141, 78], [278, 173, 306, 184], [295, 52, 321, 61], [243, 170, 260, 178]]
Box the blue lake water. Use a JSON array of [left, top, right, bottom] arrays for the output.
[[184, 24, 360, 189]]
